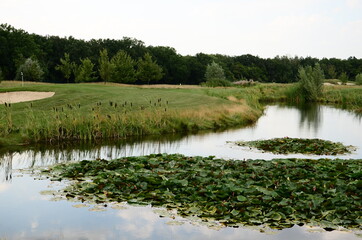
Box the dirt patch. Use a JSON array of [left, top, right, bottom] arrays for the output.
[[0, 91, 55, 104]]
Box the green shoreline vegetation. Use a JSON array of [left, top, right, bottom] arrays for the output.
[[38, 154, 362, 230], [0, 81, 362, 147]]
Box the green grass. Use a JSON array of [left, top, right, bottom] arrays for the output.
[[1, 81, 361, 146], [0, 82, 263, 146]]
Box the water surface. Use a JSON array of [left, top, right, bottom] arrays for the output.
[[0, 104, 361, 239]]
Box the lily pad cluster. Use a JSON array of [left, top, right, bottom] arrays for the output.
[[40, 154, 362, 230], [235, 137, 355, 155]]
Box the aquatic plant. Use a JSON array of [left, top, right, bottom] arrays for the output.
[[39, 154, 362, 230], [235, 137, 355, 155]]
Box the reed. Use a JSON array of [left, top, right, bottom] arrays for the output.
[[0, 82, 361, 146]]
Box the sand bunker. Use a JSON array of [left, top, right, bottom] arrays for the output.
[[0, 91, 55, 104]]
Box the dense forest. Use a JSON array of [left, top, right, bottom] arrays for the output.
[[1, 23, 362, 85]]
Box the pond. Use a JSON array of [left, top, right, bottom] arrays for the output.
[[0, 104, 361, 239]]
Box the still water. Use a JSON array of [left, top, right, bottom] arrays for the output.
[[0, 104, 361, 239]]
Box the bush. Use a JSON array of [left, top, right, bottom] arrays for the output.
[[355, 73, 362, 85], [15, 58, 44, 81], [205, 61, 226, 81], [297, 63, 324, 102], [202, 78, 232, 87], [339, 72, 349, 85]]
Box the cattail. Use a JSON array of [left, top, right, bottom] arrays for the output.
[[4, 102, 7, 107], [114, 103, 117, 108], [131, 102, 133, 107], [30, 103, 33, 108], [109, 101, 113, 107]]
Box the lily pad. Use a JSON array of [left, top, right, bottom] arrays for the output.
[[235, 137, 356, 155], [37, 154, 362, 231]]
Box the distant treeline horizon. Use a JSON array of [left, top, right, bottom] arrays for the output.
[[1, 23, 362, 84]]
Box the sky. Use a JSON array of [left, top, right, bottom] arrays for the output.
[[1, 0, 362, 59]]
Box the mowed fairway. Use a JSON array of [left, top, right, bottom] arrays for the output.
[[0, 82, 262, 145]]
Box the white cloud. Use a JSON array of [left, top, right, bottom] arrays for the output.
[[0, 0, 361, 58], [346, 0, 361, 7]]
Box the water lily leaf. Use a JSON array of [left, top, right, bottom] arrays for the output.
[[89, 206, 106, 212], [36, 153, 362, 231], [231, 209, 240, 216], [166, 221, 185, 226], [237, 195, 247, 202], [39, 190, 57, 195], [72, 204, 89, 208]]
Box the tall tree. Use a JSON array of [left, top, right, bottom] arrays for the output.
[[55, 53, 74, 83], [137, 53, 163, 84], [74, 58, 96, 83], [98, 49, 114, 84], [110, 50, 136, 83]]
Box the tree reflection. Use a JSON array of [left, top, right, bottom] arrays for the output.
[[298, 103, 321, 134], [0, 134, 188, 183]]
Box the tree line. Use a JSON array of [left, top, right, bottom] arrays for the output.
[[1, 23, 362, 84]]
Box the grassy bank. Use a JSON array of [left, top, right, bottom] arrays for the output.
[[0, 81, 263, 146], [1, 81, 361, 147]]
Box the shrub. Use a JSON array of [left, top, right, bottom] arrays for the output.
[[15, 58, 44, 81], [339, 72, 349, 85], [297, 63, 324, 102], [205, 61, 226, 81], [203, 61, 231, 87], [202, 78, 232, 87], [355, 73, 362, 85]]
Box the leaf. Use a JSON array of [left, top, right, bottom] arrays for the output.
[[237, 195, 247, 202], [231, 209, 240, 216]]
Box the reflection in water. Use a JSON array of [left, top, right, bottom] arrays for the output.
[[0, 135, 185, 182], [298, 104, 321, 133]]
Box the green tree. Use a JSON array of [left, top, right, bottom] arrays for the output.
[[55, 53, 74, 83], [355, 73, 362, 85], [339, 72, 348, 85], [204, 61, 232, 87], [0, 68, 3, 81], [98, 49, 114, 84], [297, 63, 324, 102], [205, 61, 226, 81], [74, 58, 96, 83], [111, 50, 136, 83], [16, 58, 44, 81], [137, 53, 163, 84]]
